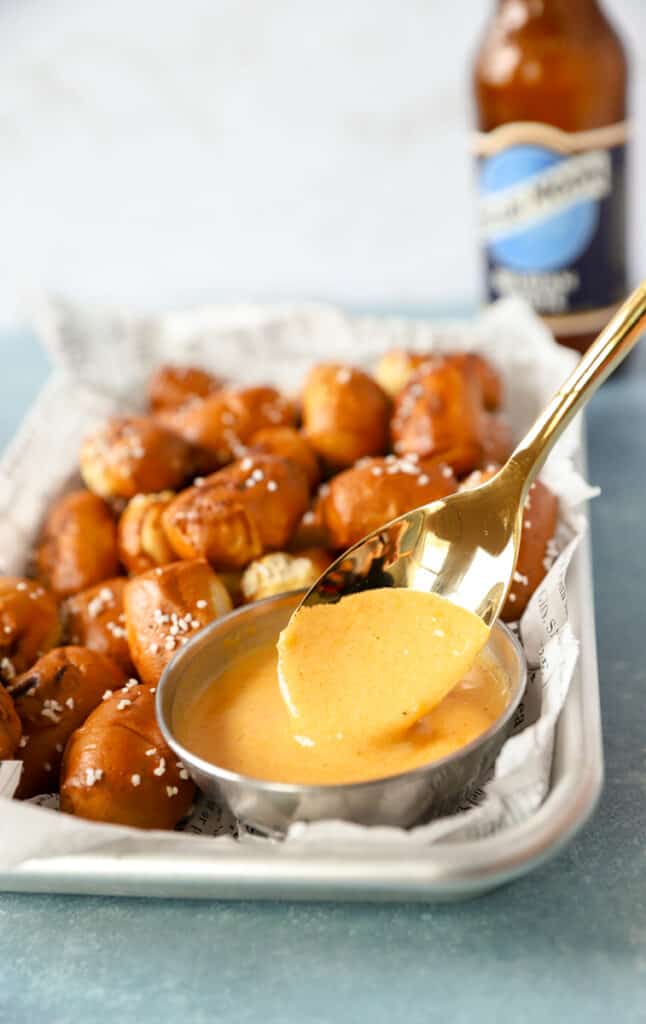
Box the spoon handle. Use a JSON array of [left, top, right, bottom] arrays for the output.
[[507, 280, 646, 492]]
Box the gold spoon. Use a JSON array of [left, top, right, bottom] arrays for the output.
[[300, 282, 646, 624]]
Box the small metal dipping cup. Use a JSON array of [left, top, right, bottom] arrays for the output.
[[157, 591, 527, 836]]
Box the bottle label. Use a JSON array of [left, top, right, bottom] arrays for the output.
[[473, 121, 628, 335]]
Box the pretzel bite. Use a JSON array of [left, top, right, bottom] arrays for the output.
[[124, 559, 232, 686], [117, 492, 176, 575], [301, 364, 390, 468], [36, 490, 120, 599], [162, 455, 309, 570], [157, 386, 296, 471], [62, 578, 134, 675], [0, 577, 60, 683], [148, 364, 222, 412], [8, 647, 127, 798], [321, 454, 457, 550], [461, 469, 559, 620], [376, 350, 502, 410], [241, 548, 331, 603], [60, 685, 194, 829], [482, 414, 513, 466], [0, 686, 21, 759], [79, 416, 196, 500], [247, 426, 320, 490], [391, 360, 486, 474]]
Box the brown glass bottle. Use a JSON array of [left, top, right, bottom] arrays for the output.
[[473, 0, 629, 353]]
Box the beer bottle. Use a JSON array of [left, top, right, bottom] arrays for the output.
[[473, 0, 629, 353]]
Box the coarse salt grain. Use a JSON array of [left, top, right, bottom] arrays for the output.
[[417, 474, 430, 485], [145, 748, 157, 757], [508, 593, 517, 602], [18, 735, 29, 748], [131, 774, 141, 787], [149, 643, 159, 654], [84, 767, 103, 787], [65, 697, 74, 709], [524, 520, 532, 529], [102, 690, 113, 701], [153, 758, 166, 777], [166, 786, 179, 797], [116, 699, 131, 710], [16, 581, 28, 591], [267, 480, 278, 492], [195, 600, 207, 609], [0, 657, 15, 679]]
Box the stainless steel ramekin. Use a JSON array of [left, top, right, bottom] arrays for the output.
[[156, 590, 527, 835]]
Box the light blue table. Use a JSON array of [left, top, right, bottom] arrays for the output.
[[1, 328, 645, 1024]]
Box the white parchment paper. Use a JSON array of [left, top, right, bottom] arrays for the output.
[[0, 295, 597, 869]]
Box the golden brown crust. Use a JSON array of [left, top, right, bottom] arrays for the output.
[[117, 492, 176, 575], [157, 386, 296, 471], [123, 559, 233, 686], [62, 578, 134, 675], [247, 426, 320, 489], [301, 364, 390, 468], [60, 685, 194, 829], [241, 548, 331, 603], [376, 350, 502, 410], [321, 454, 458, 550], [0, 577, 60, 683], [80, 416, 196, 500], [460, 468, 559, 620], [8, 646, 127, 798], [0, 685, 21, 759], [162, 455, 310, 570], [148, 364, 222, 412], [35, 490, 120, 599], [391, 360, 486, 474]]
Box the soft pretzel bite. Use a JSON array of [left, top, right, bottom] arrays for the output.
[[301, 364, 390, 468], [79, 416, 196, 500], [8, 647, 127, 798], [461, 468, 559, 620], [35, 490, 120, 599], [62, 578, 134, 675], [118, 492, 176, 575], [0, 685, 21, 759], [376, 350, 502, 410], [0, 577, 60, 683], [321, 454, 457, 550], [124, 559, 232, 686], [481, 414, 514, 466], [157, 386, 296, 471], [60, 685, 194, 829], [247, 426, 320, 490], [391, 360, 486, 474], [241, 548, 331, 603], [148, 364, 222, 412], [162, 455, 309, 570]]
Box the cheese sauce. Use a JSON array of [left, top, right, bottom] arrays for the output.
[[174, 589, 509, 786]]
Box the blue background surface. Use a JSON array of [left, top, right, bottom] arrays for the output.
[[0, 327, 645, 1023]]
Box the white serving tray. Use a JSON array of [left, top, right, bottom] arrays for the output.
[[0, 300, 602, 900]]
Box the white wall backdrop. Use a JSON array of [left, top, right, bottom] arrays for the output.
[[0, 0, 644, 323]]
